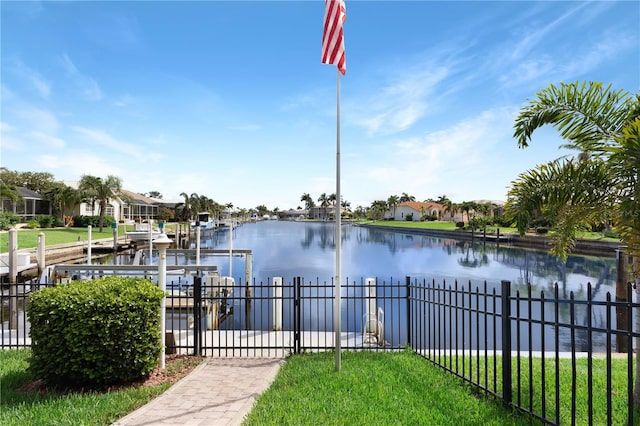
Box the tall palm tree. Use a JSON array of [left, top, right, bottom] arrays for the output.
[[506, 80, 640, 404], [387, 195, 399, 220], [369, 200, 388, 220], [300, 193, 315, 210], [178, 192, 191, 222], [78, 175, 122, 232], [318, 193, 330, 220], [399, 192, 415, 203], [43, 182, 80, 225]]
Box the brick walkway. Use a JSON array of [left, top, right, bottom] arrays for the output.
[[112, 358, 284, 426]]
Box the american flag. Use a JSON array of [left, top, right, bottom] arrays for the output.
[[322, 0, 346, 75]]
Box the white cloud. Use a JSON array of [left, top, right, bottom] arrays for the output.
[[0, 134, 24, 151], [61, 53, 102, 101], [36, 153, 125, 178], [351, 107, 517, 202], [0, 122, 15, 133], [72, 127, 143, 158], [16, 107, 59, 134], [510, 2, 589, 61], [113, 94, 136, 107], [562, 30, 637, 77], [8, 59, 51, 98], [27, 131, 66, 149], [226, 123, 263, 131], [351, 65, 450, 135]]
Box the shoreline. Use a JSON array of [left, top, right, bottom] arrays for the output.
[[356, 223, 620, 258]]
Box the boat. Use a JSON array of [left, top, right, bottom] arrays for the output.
[[126, 223, 161, 242], [191, 212, 215, 230]]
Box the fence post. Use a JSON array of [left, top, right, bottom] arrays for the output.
[[294, 276, 301, 354], [273, 277, 283, 331], [501, 280, 512, 406], [406, 276, 411, 348], [193, 275, 202, 356]]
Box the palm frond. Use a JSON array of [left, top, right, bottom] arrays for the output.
[[514, 81, 632, 153], [505, 158, 615, 261]]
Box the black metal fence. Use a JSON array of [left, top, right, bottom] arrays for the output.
[[409, 278, 639, 425], [167, 275, 409, 357], [2, 275, 638, 425]]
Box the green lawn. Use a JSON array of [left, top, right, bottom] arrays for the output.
[[364, 220, 620, 242], [0, 349, 193, 426], [3, 349, 636, 425], [244, 350, 524, 425], [244, 350, 638, 425], [0, 228, 116, 253], [0, 223, 182, 253]]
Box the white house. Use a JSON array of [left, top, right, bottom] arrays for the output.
[[386, 201, 445, 222], [64, 182, 160, 223]]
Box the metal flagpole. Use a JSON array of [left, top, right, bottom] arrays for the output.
[[335, 68, 342, 372], [322, 0, 346, 372]]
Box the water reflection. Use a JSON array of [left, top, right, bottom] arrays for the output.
[[107, 221, 619, 351], [189, 221, 616, 297]]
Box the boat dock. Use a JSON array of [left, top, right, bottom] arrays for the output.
[[1, 328, 365, 357]]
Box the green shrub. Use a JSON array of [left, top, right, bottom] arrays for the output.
[[405, 213, 413, 221], [37, 215, 56, 228], [27, 276, 165, 388], [26, 220, 40, 229], [72, 215, 116, 228], [536, 227, 549, 234], [455, 221, 465, 228], [0, 212, 20, 230], [493, 216, 513, 227]]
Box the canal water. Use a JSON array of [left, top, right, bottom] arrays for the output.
[[165, 220, 619, 352], [201, 220, 615, 293]]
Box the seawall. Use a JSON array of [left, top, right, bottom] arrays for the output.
[[356, 224, 620, 258]]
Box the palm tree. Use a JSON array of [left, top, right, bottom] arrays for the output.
[[460, 201, 477, 223], [387, 195, 399, 220], [399, 192, 415, 203], [300, 193, 315, 210], [43, 182, 80, 225], [0, 183, 22, 214], [369, 200, 388, 221], [78, 175, 122, 232], [506, 80, 640, 404], [509, 81, 640, 258], [318, 193, 330, 220], [178, 192, 191, 222]]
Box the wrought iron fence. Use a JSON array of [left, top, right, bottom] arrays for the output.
[[2, 274, 638, 425], [408, 278, 639, 425], [168, 275, 409, 357]]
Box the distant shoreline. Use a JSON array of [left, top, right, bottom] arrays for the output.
[[356, 223, 620, 258]]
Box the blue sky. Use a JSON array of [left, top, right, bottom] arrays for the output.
[[1, 1, 638, 211]]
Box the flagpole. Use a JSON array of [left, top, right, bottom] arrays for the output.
[[335, 68, 342, 372]]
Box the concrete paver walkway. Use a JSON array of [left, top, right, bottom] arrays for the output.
[[112, 357, 284, 426]]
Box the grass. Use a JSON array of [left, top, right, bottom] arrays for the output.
[[0, 228, 116, 253], [244, 350, 525, 425], [2, 349, 637, 425], [244, 350, 639, 425], [0, 349, 199, 426], [0, 223, 182, 253], [429, 351, 638, 425], [365, 220, 621, 242]]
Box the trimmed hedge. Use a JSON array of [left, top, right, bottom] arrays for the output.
[[27, 276, 165, 388]]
